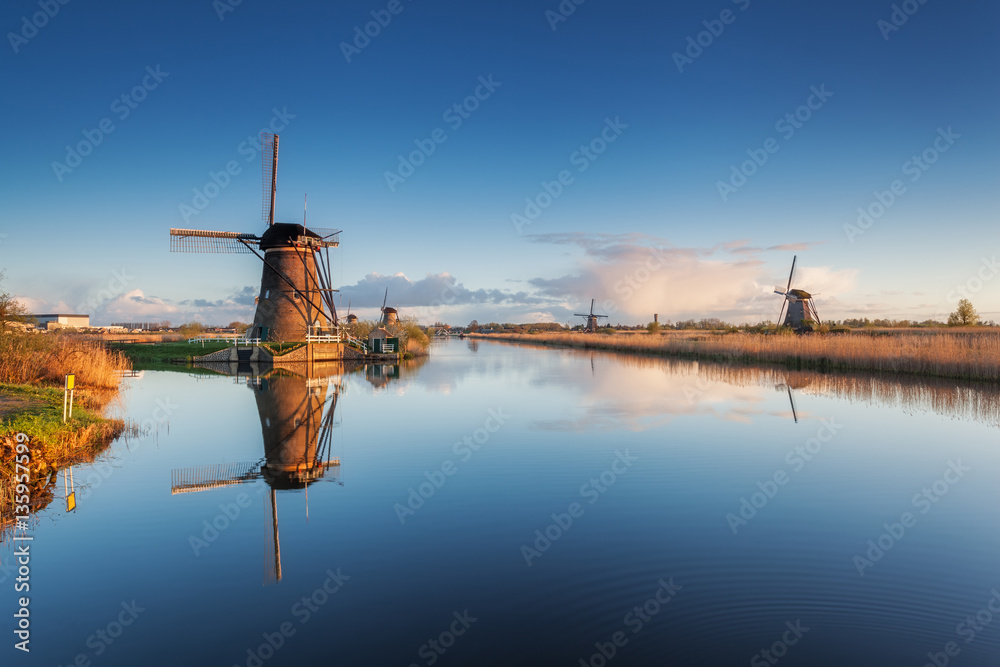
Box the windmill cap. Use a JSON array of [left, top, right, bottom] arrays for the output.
[[788, 289, 812, 299], [259, 223, 331, 249]]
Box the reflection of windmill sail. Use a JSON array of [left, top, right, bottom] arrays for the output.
[[170, 372, 342, 585], [787, 386, 798, 423], [775, 381, 805, 423], [170, 460, 264, 495], [263, 487, 281, 585]]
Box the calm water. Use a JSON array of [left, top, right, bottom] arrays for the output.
[[6, 338, 1000, 666]]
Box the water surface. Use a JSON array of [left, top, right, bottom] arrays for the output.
[[5, 338, 1000, 666]]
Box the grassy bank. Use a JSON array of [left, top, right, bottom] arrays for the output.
[[1, 384, 125, 463], [1, 334, 132, 532], [115, 341, 231, 369], [477, 330, 1000, 382], [0, 388, 126, 534]]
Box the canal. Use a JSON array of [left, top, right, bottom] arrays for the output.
[[5, 337, 1000, 666]]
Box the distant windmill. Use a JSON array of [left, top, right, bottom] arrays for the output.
[[575, 299, 608, 332], [169, 133, 341, 342], [379, 287, 398, 326], [773, 256, 820, 330], [345, 299, 358, 324]]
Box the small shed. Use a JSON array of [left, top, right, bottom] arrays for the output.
[[367, 327, 399, 354]]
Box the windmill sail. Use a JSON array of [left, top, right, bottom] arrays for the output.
[[262, 132, 278, 226], [169, 228, 260, 254]]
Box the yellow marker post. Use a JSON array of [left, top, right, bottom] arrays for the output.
[[63, 374, 75, 422]]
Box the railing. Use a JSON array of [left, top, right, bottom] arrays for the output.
[[187, 328, 370, 352], [306, 327, 370, 353], [344, 333, 367, 353], [305, 332, 342, 343], [187, 335, 260, 345]]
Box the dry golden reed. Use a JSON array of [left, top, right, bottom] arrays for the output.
[[0, 334, 131, 389], [482, 330, 1000, 382]]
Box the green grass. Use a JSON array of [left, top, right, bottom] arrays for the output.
[[0, 383, 112, 446], [261, 342, 304, 356], [116, 341, 231, 368]]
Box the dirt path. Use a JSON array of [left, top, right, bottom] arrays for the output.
[[0, 391, 40, 420]]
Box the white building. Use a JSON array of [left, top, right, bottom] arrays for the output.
[[33, 313, 90, 328]]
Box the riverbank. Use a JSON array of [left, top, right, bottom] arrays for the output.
[[1, 334, 132, 531], [114, 341, 233, 370], [475, 329, 1000, 382], [0, 386, 126, 536]]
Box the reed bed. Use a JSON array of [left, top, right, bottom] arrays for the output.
[[679, 357, 1000, 427], [481, 330, 1000, 382], [0, 334, 131, 390]]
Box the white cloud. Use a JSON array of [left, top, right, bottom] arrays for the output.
[[525, 233, 861, 324]]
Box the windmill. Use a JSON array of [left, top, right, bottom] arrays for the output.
[[345, 299, 358, 324], [171, 372, 343, 584], [773, 256, 820, 330], [169, 133, 341, 342], [379, 287, 398, 327], [574, 299, 608, 332]]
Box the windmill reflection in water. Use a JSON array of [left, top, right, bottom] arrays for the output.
[[170, 369, 343, 584]]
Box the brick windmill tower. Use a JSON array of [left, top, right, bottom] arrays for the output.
[[170, 133, 341, 341]]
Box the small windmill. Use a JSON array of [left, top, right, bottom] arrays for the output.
[[773, 256, 820, 330], [169, 133, 341, 342], [379, 287, 398, 327], [575, 299, 608, 332], [345, 299, 358, 324]]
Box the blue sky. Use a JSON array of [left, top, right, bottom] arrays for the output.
[[2, 0, 997, 326]]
